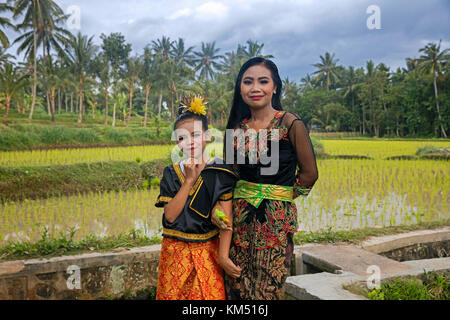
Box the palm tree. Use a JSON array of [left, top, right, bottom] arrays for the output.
[[0, 1, 15, 48], [91, 53, 111, 124], [152, 36, 173, 60], [241, 40, 274, 59], [312, 52, 340, 90], [140, 46, 157, 127], [123, 55, 142, 126], [40, 55, 66, 121], [300, 73, 315, 92], [152, 36, 174, 115], [342, 66, 364, 132], [171, 38, 195, 67], [193, 41, 223, 81], [13, 0, 69, 120], [0, 62, 30, 118], [417, 40, 449, 138], [0, 45, 14, 68], [64, 32, 98, 124]]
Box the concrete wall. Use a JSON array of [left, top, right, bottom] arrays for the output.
[[0, 245, 161, 300], [1, 227, 448, 300]]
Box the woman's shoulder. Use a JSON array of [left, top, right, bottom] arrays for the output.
[[277, 111, 303, 130]]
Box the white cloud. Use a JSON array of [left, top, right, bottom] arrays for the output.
[[194, 1, 229, 20], [168, 8, 193, 20]]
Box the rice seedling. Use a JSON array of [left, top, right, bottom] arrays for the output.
[[0, 140, 448, 246], [320, 140, 450, 160], [0, 145, 175, 167]]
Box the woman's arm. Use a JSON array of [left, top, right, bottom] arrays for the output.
[[287, 116, 319, 197]]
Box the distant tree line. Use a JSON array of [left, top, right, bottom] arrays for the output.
[[0, 0, 448, 137]]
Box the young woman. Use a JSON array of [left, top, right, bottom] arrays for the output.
[[224, 57, 319, 300], [155, 94, 241, 300]]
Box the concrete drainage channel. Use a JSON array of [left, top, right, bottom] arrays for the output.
[[0, 227, 448, 300], [285, 227, 450, 300]]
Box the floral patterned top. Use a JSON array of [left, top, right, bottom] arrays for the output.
[[231, 111, 315, 250]]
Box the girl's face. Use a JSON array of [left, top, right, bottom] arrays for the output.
[[240, 64, 277, 110], [175, 118, 208, 161]]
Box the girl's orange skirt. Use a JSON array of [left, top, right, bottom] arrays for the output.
[[156, 236, 226, 300]]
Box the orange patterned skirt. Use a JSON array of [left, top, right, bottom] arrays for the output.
[[156, 236, 226, 300]]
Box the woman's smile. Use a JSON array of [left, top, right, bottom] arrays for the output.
[[240, 64, 277, 109]]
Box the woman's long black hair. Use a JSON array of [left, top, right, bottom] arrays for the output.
[[225, 57, 284, 131], [223, 57, 284, 162]]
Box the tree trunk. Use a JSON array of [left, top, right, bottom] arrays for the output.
[[158, 90, 162, 117], [46, 91, 51, 116], [65, 92, 68, 113], [170, 92, 174, 121], [362, 106, 366, 135], [78, 78, 83, 124], [51, 87, 56, 122], [4, 97, 11, 118], [112, 102, 116, 127], [58, 88, 62, 114], [433, 74, 447, 138], [28, 28, 37, 120], [70, 92, 74, 113], [127, 86, 134, 127], [143, 84, 150, 128], [104, 87, 109, 125]]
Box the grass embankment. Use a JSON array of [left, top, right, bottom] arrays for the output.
[[367, 271, 449, 300], [1, 219, 448, 262], [0, 158, 169, 203], [0, 122, 173, 151], [345, 270, 450, 300]]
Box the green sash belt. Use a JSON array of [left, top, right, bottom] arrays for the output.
[[233, 180, 294, 208]]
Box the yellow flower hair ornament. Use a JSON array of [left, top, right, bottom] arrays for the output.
[[179, 94, 208, 116]]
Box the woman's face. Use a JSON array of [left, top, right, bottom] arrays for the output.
[[175, 118, 208, 161], [240, 64, 277, 110]]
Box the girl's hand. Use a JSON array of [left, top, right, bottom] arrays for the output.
[[219, 256, 242, 279], [212, 208, 232, 231], [184, 160, 205, 184]]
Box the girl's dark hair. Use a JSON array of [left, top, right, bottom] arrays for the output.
[[225, 57, 283, 131], [173, 105, 209, 131]]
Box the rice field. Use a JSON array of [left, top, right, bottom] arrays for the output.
[[0, 144, 175, 167], [320, 139, 450, 159], [1, 139, 449, 167], [1, 156, 448, 245]]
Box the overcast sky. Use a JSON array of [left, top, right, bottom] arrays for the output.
[[4, 0, 450, 81]]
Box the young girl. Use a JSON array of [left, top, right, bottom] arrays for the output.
[[155, 94, 241, 300]]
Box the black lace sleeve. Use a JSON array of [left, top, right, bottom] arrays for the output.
[[282, 112, 318, 197]]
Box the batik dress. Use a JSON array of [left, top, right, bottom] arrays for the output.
[[155, 158, 238, 300], [226, 111, 316, 300]]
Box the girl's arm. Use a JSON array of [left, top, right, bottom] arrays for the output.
[[163, 178, 195, 223], [213, 200, 241, 279]]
